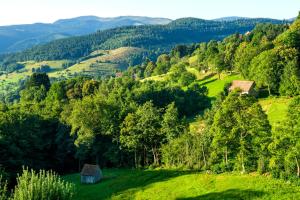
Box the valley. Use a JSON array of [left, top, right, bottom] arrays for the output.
[[0, 3, 299, 200]]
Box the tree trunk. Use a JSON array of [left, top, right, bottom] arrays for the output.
[[134, 150, 137, 168], [241, 151, 245, 174], [267, 84, 271, 96], [201, 145, 207, 168], [78, 159, 81, 172], [296, 157, 300, 177], [152, 147, 158, 166], [96, 154, 99, 165], [144, 146, 149, 166], [225, 147, 228, 166]]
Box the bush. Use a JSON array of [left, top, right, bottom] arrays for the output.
[[0, 176, 8, 200], [12, 168, 75, 200]]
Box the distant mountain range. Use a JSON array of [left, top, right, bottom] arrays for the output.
[[213, 16, 250, 21], [1, 17, 288, 64], [0, 15, 293, 56], [214, 16, 295, 22], [0, 16, 172, 53]]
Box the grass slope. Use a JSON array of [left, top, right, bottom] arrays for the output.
[[64, 169, 300, 200], [196, 73, 243, 98], [0, 47, 144, 96], [184, 71, 291, 128], [52, 47, 145, 78], [259, 97, 293, 127]]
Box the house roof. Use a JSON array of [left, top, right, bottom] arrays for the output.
[[81, 164, 100, 176], [229, 80, 255, 93]]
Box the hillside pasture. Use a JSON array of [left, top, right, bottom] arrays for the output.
[[64, 169, 300, 200]]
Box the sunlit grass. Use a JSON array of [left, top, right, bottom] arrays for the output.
[[259, 97, 293, 127], [64, 169, 300, 200]]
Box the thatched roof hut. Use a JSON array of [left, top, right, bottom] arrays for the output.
[[80, 164, 103, 184]]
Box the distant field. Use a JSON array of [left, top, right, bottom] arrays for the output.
[[64, 169, 300, 200], [0, 47, 144, 95]]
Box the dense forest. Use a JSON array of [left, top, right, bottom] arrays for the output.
[[0, 16, 172, 53], [0, 18, 287, 66], [0, 13, 300, 200]]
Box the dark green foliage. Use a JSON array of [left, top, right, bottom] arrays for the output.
[[25, 73, 51, 91], [279, 59, 300, 96], [144, 61, 156, 77], [269, 97, 300, 178], [82, 80, 100, 96], [120, 101, 163, 166], [209, 92, 271, 173], [33, 65, 51, 73], [161, 131, 210, 169], [1, 18, 286, 63], [171, 44, 198, 58], [178, 72, 196, 87], [161, 103, 184, 142], [0, 63, 25, 73], [153, 54, 171, 75], [0, 108, 75, 176], [249, 49, 283, 95]]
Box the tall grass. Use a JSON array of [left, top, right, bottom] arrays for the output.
[[0, 176, 8, 200], [12, 169, 75, 200]]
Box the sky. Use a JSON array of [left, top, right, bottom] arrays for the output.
[[0, 0, 299, 26]]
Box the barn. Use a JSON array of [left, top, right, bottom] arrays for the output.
[[80, 164, 103, 184], [229, 80, 256, 96]]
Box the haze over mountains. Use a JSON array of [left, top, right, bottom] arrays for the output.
[[0, 15, 294, 54], [0, 16, 171, 53]]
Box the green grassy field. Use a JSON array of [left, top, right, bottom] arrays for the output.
[[184, 71, 292, 129], [0, 47, 144, 95], [259, 97, 293, 127], [197, 73, 243, 98], [64, 169, 300, 200]]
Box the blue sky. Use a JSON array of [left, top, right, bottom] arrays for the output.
[[0, 0, 299, 25]]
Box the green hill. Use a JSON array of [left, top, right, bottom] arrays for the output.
[[259, 97, 293, 127], [0, 47, 144, 101], [64, 169, 300, 200], [1, 18, 286, 63], [0, 16, 171, 53]]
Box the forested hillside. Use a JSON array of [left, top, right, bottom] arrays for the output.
[[0, 16, 171, 53], [0, 17, 287, 64], [0, 13, 300, 200]]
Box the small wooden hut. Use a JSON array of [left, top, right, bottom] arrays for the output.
[[229, 80, 256, 96], [80, 164, 103, 184]]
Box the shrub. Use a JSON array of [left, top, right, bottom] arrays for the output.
[[12, 168, 75, 200], [0, 176, 8, 200]]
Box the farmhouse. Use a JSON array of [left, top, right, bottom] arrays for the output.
[[81, 164, 103, 184], [229, 80, 256, 96], [115, 72, 123, 78]]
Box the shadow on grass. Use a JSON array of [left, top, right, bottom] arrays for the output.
[[199, 73, 216, 82], [176, 189, 266, 200], [68, 169, 197, 200], [198, 78, 218, 86]]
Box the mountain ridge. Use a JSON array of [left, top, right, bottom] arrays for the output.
[[0, 16, 172, 53], [0, 17, 287, 65]]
